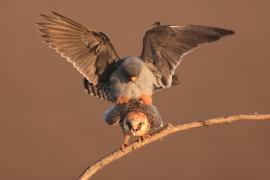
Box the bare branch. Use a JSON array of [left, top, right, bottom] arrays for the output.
[[78, 114, 270, 180]]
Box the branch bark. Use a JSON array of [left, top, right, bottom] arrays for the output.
[[78, 114, 270, 180]]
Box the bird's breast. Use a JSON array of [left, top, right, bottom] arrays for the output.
[[110, 66, 156, 100]]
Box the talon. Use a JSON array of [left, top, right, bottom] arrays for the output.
[[139, 135, 149, 143], [121, 143, 128, 151], [139, 136, 145, 143], [202, 120, 212, 126], [121, 134, 130, 151]]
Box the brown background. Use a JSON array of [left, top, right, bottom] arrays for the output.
[[1, 0, 270, 179]]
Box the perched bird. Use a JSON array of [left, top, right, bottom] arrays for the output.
[[104, 100, 163, 150], [37, 12, 235, 105]]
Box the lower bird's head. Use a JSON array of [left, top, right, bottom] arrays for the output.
[[123, 111, 150, 136], [122, 57, 143, 82]]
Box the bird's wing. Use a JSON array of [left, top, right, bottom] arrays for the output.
[[141, 24, 235, 90], [140, 104, 163, 129], [37, 12, 120, 101], [104, 105, 122, 125], [83, 78, 114, 102]]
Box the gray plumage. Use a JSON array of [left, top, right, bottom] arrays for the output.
[[141, 25, 235, 89], [109, 57, 156, 101], [37, 12, 235, 103]]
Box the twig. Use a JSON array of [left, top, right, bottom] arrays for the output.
[[78, 114, 270, 180]]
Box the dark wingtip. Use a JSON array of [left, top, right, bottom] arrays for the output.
[[224, 29, 235, 35], [40, 13, 54, 20], [210, 27, 235, 40], [51, 11, 64, 18], [51, 11, 58, 15], [40, 14, 47, 18], [36, 22, 42, 27], [152, 21, 161, 27], [171, 75, 181, 86], [217, 28, 235, 37]]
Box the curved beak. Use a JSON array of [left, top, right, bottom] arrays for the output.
[[131, 127, 139, 136], [130, 76, 138, 82], [131, 130, 136, 136]]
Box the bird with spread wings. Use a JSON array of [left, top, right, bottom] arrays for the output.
[[37, 12, 234, 105]]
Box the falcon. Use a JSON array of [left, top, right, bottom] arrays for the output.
[[37, 11, 234, 105], [104, 100, 163, 150]]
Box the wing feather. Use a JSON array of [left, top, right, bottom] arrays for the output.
[[37, 12, 121, 102], [141, 24, 235, 89], [37, 11, 120, 86]]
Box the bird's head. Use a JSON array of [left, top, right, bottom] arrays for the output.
[[123, 111, 150, 136], [122, 57, 143, 82]]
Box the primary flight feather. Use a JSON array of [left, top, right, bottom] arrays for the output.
[[37, 12, 234, 105]]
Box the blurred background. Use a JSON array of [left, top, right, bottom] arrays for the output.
[[0, 0, 270, 179]]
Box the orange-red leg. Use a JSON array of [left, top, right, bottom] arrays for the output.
[[139, 134, 150, 143], [121, 134, 130, 151], [116, 96, 130, 104], [139, 94, 153, 105]]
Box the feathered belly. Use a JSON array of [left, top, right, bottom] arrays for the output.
[[109, 62, 156, 102], [112, 81, 153, 100]]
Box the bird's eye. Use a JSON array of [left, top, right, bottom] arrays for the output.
[[127, 122, 132, 129], [138, 122, 143, 129]]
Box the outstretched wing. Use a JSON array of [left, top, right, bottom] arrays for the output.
[[83, 78, 114, 102], [37, 11, 120, 90], [141, 24, 235, 89]]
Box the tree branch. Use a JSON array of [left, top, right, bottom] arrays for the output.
[[78, 114, 270, 180]]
